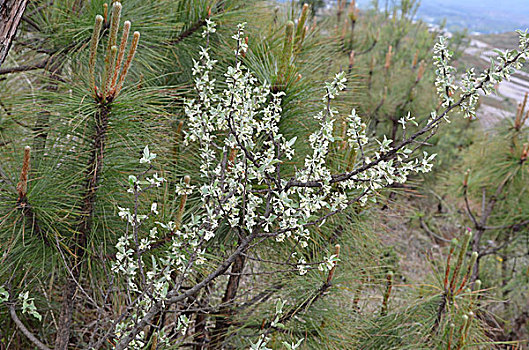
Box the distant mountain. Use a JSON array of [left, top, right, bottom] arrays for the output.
[[353, 0, 529, 33]]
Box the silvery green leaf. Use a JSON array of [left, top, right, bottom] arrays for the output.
[[0, 286, 8, 303]]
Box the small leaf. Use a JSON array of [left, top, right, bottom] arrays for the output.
[[287, 136, 297, 147], [0, 286, 8, 303]]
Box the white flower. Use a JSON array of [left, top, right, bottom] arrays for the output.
[[19, 291, 41, 321], [118, 207, 131, 221], [297, 258, 308, 275], [147, 173, 165, 187], [157, 221, 176, 231], [139, 238, 150, 250], [140, 145, 156, 163], [149, 227, 158, 239], [175, 181, 195, 195], [202, 18, 217, 37], [107, 24, 529, 349]]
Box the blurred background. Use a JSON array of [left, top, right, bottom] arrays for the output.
[[354, 0, 529, 33]]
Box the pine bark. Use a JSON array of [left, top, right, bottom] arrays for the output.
[[55, 105, 111, 349], [0, 0, 28, 67]]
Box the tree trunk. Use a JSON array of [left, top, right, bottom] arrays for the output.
[[0, 0, 28, 67], [210, 250, 246, 348], [54, 279, 75, 350], [55, 104, 111, 349]]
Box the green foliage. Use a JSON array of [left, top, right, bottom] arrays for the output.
[[422, 90, 529, 346]]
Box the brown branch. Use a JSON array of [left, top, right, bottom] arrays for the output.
[[210, 239, 246, 348], [0, 57, 49, 75], [21, 15, 39, 31], [480, 235, 520, 257], [469, 173, 512, 282], [170, 19, 207, 45], [77, 103, 111, 257], [112, 231, 259, 350], [283, 99, 464, 192], [463, 183, 479, 229], [355, 35, 378, 55], [17, 202, 48, 244], [484, 219, 529, 231], [433, 292, 447, 333], [419, 217, 452, 244], [8, 303, 51, 350], [211, 157, 251, 348]]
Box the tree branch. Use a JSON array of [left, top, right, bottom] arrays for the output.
[[8, 303, 51, 350], [113, 231, 259, 350], [171, 19, 207, 45], [0, 57, 49, 75]]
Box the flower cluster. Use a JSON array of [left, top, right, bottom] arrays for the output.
[[347, 108, 369, 150], [433, 36, 457, 108], [249, 299, 304, 350], [111, 20, 529, 346], [202, 18, 216, 37], [0, 287, 42, 322], [434, 33, 529, 119], [112, 148, 199, 347], [182, 21, 439, 258]]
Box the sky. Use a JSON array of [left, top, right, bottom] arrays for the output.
[[353, 0, 529, 33]]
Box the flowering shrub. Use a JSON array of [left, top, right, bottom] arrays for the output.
[[104, 22, 529, 348], [2, 2, 529, 349]]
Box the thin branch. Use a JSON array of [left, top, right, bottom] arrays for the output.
[[170, 19, 207, 45], [480, 234, 521, 257], [419, 217, 452, 243], [8, 303, 51, 350], [0, 58, 49, 75], [355, 36, 378, 55], [484, 219, 529, 231], [463, 184, 479, 228], [285, 48, 528, 192], [21, 15, 40, 31]]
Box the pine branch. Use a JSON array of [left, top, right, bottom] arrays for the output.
[[0, 57, 49, 75], [55, 103, 112, 350], [13, 146, 49, 245], [76, 103, 111, 254], [171, 19, 207, 45]]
